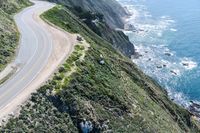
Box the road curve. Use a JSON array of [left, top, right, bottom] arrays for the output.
[[0, 0, 76, 119]]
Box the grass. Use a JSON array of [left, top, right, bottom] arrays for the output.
[[0, 0, 31, 72], [0, 67, 17, 84], [1, 5, 200, 133], [53, 43, 88, 93]]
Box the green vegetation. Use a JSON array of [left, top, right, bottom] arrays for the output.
[[70, 6, 135, 57], [0, 0, 31, 71], [1, 5, 200, 132], [1, 43, 86, 133], [47, 0, 128, 28], [0, 67, 16, 84]]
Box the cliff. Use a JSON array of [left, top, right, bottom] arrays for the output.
[[69, 6, 134, 57], [47, 0, 128, 29], [2, 4, 200, 132], [47, 0, 135, 57]]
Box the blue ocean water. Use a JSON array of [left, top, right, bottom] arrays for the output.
[[118, 0, 200, 107]]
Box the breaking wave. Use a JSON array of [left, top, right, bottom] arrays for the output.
[[118, 0, 198, 109]]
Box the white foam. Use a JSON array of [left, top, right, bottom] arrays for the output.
[[166, 19, 175, 23], [168, 89, 190, 107], [170, 28, 177, 32], [181, 58, 198, 70], [123, 30, 133, 34], [119, 0, 198, 111], [160, 16, 170, 19], [157, 32, 162, 37], [124, 5, 140, 23]]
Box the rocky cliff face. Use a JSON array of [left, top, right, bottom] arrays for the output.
[[69, 6, 135, 57], [97, 23, 134, 57], [2, 6, 200, 132], [47, 0, 135, 57], [47, 0, 128, 29]]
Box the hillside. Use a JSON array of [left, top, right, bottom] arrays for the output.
[[0, 0, 31, 71], [47, 0, 128, 29], [69, 6, 135, 57], [48, 0, 135, 57], [1, 4, 200, 132]]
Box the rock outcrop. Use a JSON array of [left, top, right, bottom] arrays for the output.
[[47, 0, 128, 29]]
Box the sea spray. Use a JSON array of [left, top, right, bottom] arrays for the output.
[[118, 0, 199, 111]]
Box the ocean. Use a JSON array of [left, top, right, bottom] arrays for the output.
[[118, 0, 200, 108]]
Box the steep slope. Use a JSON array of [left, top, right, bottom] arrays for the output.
[[1, 5, 200, 133], [48, 0, 135, 57], [69, 6, 134, 57], [0, 0, 31, 71], [47, 0, 128, 29]]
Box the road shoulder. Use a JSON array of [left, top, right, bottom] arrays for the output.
[[0, 2, 77, 124]]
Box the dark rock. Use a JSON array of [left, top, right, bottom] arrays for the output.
[[77, 36, 83, 41], [182, 62, 189, 66], [124, 24, 137, 31], [188, 102, 200, 119], [170, 70, 177, 75], [132, 52, 141, 59], [157, 66, 163, 69], [192, 102, 200, 108], [164, 52, 172, 56]]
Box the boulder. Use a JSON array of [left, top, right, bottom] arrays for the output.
[[77, 36, 83, 41]]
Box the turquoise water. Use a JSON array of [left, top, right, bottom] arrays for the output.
[[118, 0, 200, 107]]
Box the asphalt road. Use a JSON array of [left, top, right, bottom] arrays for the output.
[[0, 1, 55, 109]]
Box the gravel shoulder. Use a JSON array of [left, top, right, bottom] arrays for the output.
[[0, 0, 77, 123]]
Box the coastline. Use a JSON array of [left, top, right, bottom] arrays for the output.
[[118, 0, 200, 121], [1, 1, 200, 131]]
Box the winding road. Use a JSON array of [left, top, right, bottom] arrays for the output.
[[0, 0, 76, 120]]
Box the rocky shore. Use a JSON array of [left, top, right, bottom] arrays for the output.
[[119, 0, 200, 122]]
